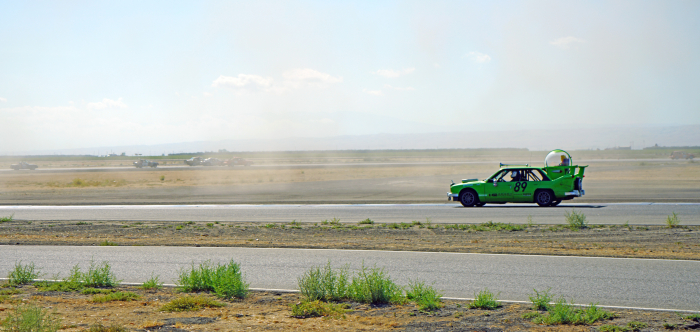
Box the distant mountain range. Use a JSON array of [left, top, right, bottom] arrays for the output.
[[8, 124, 700, 156]]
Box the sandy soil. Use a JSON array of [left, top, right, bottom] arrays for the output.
[[1, 161, 699, 204], [2, 220, 699, 260], [2, 283, 699, 332]]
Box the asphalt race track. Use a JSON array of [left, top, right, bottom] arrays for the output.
[[1, 245, 698, 311], [1, 203, 699, 225]]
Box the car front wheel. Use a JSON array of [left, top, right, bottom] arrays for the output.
[[535, 190, 553, 207], [459, 190, 478, 207]]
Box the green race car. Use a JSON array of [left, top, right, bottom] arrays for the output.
[[447, 150, 587, 207]]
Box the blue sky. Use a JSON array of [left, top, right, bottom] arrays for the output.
[[1, 0, 699, 153]]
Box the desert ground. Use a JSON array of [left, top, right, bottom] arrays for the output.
[[1, 149, 699, 331]]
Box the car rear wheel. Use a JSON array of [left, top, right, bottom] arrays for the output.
[[535, 190, 553, 207], [459, 190, 478, 207]]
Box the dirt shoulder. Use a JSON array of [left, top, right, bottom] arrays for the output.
[[2, 283, 699, 332], [1, 219, 699, 260]]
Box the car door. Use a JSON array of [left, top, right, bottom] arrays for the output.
[[485, 170, 516, 202]]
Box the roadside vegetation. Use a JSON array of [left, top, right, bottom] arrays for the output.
[[523, 289, 616, 326], [177, 259, 249, 300], [0, 213, 14, 223], [0, 260, 693, 330]]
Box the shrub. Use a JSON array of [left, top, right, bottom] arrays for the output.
[[530, 298, 615, 325], [177, 259, 248, 299], [82, 261, 120, 287], [290, 300, 348, 318], [298, 262, 349, 302], [347, 265, 405, 305], [528, 288, 553, 311], [81, 288, 113, 295], [1, 303, 61, 332], [8, 262, 40, 285], [666, 212, 680, 228], [91, 291, 140, 303], [565, 210, 588, 230], [469, 289, 501, 310], [160, 296, 225, 312], [358, 218, 374, 225], [141, 274, 163, 290], [627, 321, 648, 331], [599, 325, 629, 332], [406, 280, 443, 311]]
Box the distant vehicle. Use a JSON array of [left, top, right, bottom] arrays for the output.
[[184, 157, 204, 166], [447, 149, 587, 207], [10, 161, 38, 170], [670, 151, 695, 160], [203, 158, 224, 166], [224, 157, 253, 167], [133, 159, 158, 168]]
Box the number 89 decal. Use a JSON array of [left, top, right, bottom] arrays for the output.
[[514, 181, 528, 192]]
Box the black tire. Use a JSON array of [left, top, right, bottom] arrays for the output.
[[550, 200, 562, 207], [535, 190, 554, 207], [459, 190, 478, 207], [476, 202, 486, 207]]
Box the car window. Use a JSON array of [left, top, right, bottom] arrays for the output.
[[526, 169, 550, 181]]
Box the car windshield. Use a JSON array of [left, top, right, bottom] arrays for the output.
[[545, 150, 572, 167]]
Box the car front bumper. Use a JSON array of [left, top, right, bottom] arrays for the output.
[[447, 193, 459, 201], [565, 190, 585, 197]]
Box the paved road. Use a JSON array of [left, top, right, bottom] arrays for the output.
[[1, 245, 698, 311], [1, 203, 699, 225]]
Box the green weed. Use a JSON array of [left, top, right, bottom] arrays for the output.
[[530, 298, 615, 325], [290, 300, 348, 318], [177, 259, 249, 299], [565, 209, 588, 230], [528, 288, 553, 311], [1, 303, 61, 332], [82, 261, 120, 287], [469, 289, 501, 310], [80, 288, 114, 295], [91, 291, 140, 303], [627, 321, 649, 331], [348, 264, 405, 305], [160, 295, 225, 312], [599, 325, 629, 332], [99, 240, 117, 246], [141, 273, 163, 290], [8, 262, 41, 285], [406, 280, 443, 311], [666, 212, 681, 228], [0, 213, 14, 223], [298, 262, 350, 302], [358, 218, 374, 225]]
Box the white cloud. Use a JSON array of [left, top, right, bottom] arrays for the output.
[[550, 36, 586, 49], [373, 68, 415, 78], [283, 68, 342, 83], [384, 84, 415, 91], [212, 74, 274, 90], [363, 89, 383, 96], [86, 98, 128, 110], [203, 92, 213, 97], [466, 52, 491, 63], [0, 97, 6, 102]]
